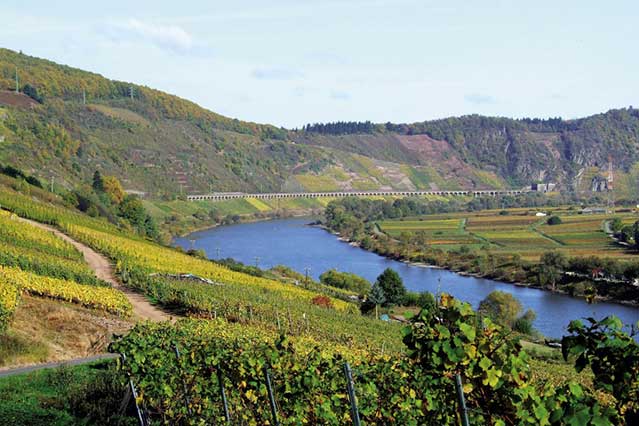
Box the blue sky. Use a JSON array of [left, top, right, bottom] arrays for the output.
[[1, 0, 637, 128]]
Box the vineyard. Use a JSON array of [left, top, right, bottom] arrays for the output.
[[0, 265, 131, 317], [0, 278, 18, 333], [0, 198, 134, 329], [111, 295, 631, 425]]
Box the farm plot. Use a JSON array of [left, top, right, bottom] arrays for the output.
[[538, 215, 611, 246], [465, 215, 540, 231], [379, 218, 482, 248], [472, 230, 558, 250]]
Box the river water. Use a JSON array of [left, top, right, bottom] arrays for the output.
[[174, 218, 639, 338]]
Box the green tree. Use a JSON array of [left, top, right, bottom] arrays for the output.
[[119, 195, 146, 227], [319, 269, 371, 295], [610, 217, 623, 233], [540, 251, 567, 291], [479, 290, 536, 333], [375, 268, 406, 306], [547, 215, 562, 225], [92, 170, 104, 192], [479, 290, 522, 327], [367, 281, 386, 319]]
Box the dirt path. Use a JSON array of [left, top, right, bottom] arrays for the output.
[[18, 217, 171, 322]]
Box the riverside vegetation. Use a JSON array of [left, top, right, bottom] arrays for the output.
[[324, 196, 639, 306]]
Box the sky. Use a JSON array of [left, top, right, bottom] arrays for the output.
[[1, 0, 637, 128]]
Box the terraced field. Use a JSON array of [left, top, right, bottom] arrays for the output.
[[378, 208, 639, 261], [379, 218, 480, 250]]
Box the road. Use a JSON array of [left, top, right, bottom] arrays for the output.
[[0, 354, 118, 378]]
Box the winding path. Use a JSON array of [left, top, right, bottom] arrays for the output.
[[18, 217, 171, 322]]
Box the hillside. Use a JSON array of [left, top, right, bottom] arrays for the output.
[[1, 48, 639, 200]]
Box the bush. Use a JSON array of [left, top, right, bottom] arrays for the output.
[[310, 295, 334, 309], [547, 215, 562, 225], [319, 269, 371, 295]]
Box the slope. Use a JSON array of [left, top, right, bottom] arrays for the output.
[[1, 47, 639, 199]]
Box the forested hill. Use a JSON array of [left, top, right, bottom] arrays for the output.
[[296, 110, 639, 195], [1, 47, 639, 199]]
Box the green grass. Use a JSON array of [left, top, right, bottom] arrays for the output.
[[0, 360, 136, 426], [0, 332, 49, 367]]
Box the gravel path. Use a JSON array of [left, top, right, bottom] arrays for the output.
[[18, 217, 171, 322]]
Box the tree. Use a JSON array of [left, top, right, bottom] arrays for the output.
[[92, 170, 104, 192], [319, 269, 371, 295], [22, 84, 43, 103], [540, 251, 567, 291], [102, 175, 125, 204], [479, 290, 535, 333], [547, 215, 562, 225], [375, 268, 406, 306], [610, 217, 623, 233], [368, 282, 386, 319]]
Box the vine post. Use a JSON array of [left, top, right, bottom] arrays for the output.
[[343, 362, 361, 426], [217, 369, 231, 424], [263, 366, 280, 426], [172, 344, 193, 416], [454, 374, 470, 426]]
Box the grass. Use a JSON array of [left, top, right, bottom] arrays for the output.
[[0, 360, 136, 426], [1, 295, 131, 368], [0, 332, 49, 367]]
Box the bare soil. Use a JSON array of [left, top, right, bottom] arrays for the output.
[[0, 90, 38, 108]]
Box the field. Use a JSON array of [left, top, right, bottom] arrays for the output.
[[378, 207, 639, 261]]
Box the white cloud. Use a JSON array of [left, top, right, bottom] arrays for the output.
[[101, 19, 194, 54], [251, 67, 304, 80], [464, 93, 496, 105], [330, 90, 350, 101]]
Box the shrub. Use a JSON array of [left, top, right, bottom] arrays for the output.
[[563, 316, 639, 425], [310, 295, 333, 309], [547, 215, 562, 225]]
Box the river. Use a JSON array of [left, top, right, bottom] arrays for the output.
[[174, 218, 639, 339]]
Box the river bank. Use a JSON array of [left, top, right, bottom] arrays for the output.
[[314, 223, 639, 308], [174, 217, 639, 338]]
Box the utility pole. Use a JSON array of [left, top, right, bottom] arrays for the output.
[[15, 67, 19, 93], [304, 267, 311, 284], [128, 86, 134, 100], [215, 247, 221, 258], [50, 175, 54, 193], [82, 89, 86, 105]]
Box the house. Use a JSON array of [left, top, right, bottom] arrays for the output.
[[532, 183, 557, 192]]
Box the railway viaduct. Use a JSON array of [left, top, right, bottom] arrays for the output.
[[186, 189, 528, 202]]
